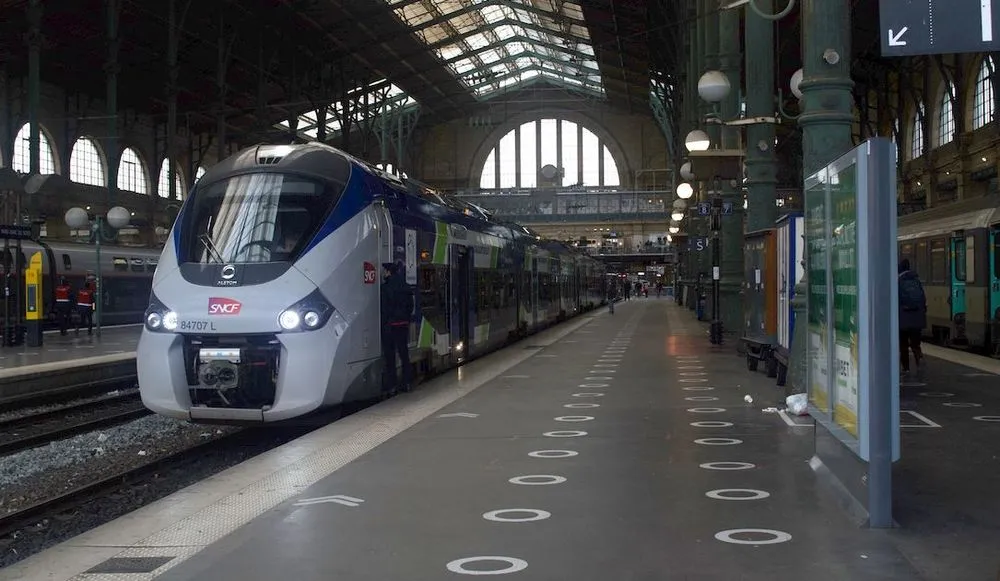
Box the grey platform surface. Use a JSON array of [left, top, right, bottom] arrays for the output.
[[0, 324, 139, 374], [152, 300, 941, 581]]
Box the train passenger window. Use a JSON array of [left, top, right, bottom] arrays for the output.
[[914, 241, 928, 279], [965, 235, 975, 284], [953, 238, 967, 282], [62, 254, 72, 270], [930, 239, 947, 283]]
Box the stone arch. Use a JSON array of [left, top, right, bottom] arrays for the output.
[[467, 109, 632, 190]]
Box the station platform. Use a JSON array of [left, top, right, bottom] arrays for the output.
[[0, 325, 140, 404], [6, 301, 997, 581]]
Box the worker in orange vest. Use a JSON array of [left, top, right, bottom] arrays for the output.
[[54, 276, 72, 335], [76, 281, 95, 336]]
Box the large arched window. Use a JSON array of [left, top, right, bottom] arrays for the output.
[[911, 101, 925, 160], [12, 123, 56, 175], [479, 118, 621, 189], [69, 137, 106, 186], [974, 56, 995, 129], [117, 147, 149, 194], [157, 159, 186, 199], [938, 82, 956, 146]]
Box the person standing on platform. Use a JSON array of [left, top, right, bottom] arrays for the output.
[[380, 261, 414, 397], [76, 280, 95, 336], [54, 277, 73, 335], [898, 258, 927, 375]]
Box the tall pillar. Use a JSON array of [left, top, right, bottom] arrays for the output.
[[105, 0, 120, 203], [26, 0, 42, 180], [166, 0, 179, 201], [787, 0, 854, 393], [744, 0, 779, 341], [745, 0, 778, 232], [717, 4, 744, 337], [696, 0, 719, 301]]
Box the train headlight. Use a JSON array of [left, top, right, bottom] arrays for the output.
[[277, 289, 334, 333], [279, 310, 301, 330], [302, 310, 321, 328], [144, 293, 177, 333]]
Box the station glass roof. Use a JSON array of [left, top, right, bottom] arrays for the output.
[[275, 78, 416, 140], [382, 0, 604, 98]]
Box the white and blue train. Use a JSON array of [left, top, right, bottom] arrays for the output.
[[137, 142, 607, 424]]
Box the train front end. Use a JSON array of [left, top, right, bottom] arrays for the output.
[[137, 144, 386, 424]]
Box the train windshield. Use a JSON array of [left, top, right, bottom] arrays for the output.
[[179, 173, 339, 264]]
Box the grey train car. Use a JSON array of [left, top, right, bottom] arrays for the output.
[[137, 143, 606, 424], [897, 196, 1000, 352], [0, 240, 160, 330]]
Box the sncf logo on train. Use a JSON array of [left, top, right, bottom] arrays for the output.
[[208, 297, 242, 315], [363, 262, 377, 284]]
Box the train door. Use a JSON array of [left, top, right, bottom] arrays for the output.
[[950, 235, 968, 343], [990, 229, 1000, 352], [451, 245, 471, 360]]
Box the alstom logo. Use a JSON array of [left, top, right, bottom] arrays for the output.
[[208, 297, 242, 315]]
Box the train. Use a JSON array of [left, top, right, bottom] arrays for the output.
[[137, 142, 608, 424], [898, 195, 1000, 355], [0, 239, 159, 331]]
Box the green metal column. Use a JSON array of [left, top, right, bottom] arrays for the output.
[[717, 4, 744, 337], [106, 0, 120, 203], [697, 0, 719, 305], [744, 0, 778, 341], [745, 0, 778, 232], [787, 0, 854, 393], [684, 0, 702, 308]]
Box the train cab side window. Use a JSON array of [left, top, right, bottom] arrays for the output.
[[62, 254, 72, 270], [964, 235, 975, 284], [930, 239, 947, 283], [953, 238, 967, 282]]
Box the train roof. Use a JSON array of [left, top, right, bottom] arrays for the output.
[[898, 195, 1000, 241]]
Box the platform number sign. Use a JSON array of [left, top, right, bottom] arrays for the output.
[[363, 262, 377, 284]]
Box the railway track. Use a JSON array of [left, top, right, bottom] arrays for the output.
[[0, 392, 150, 456]]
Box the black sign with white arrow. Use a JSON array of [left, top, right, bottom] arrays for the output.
[[880, 0, 1000, 56]]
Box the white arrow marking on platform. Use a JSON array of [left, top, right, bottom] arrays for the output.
[[438, 412, 480, 418], [294, 495, 365, 507], [888, 27, 908, 46]]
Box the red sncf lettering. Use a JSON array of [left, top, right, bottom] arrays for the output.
[[208, 298, 242, 315]]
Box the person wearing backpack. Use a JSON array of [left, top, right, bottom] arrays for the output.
[[381, 261, 414, 396], [898, 258, 927, 374]]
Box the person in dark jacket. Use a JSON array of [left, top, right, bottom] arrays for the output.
[[380, 261, 414, 396], [898, 258, 927, 374]]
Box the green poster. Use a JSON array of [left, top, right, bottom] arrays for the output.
[[830, 164, 859, 437], [805, 174, 830, 414]]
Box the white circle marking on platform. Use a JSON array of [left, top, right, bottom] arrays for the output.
[[685, 396, 720, 402], [706, 489, 770, 501], [573, 393, 605, 397], [509, 475, 567, 486], [680, 378, 709, 383], [683, 386, 715, 391], [483, 509, 551, 523], [543, 430, 588, 437], [595, 364, 619, 367], [555, 415, 594, 422], [688, 407, 727, 413], [695, 438, 743, 446], [943, 402, 982, 408], [700, 461, 755, 471], [680, 372, 707, 376], [564, 403, 600, 409], [585, 377, 612, 381], [714, 529, 792, 546], [446, 556, 529, 575], [973, 416, 1000, 422], [678, 366, 704, 370], [691, 421, 734, 427], [578, 383, 609, 388], [529, 450, 578, 458], [919, 392, 955, 398]]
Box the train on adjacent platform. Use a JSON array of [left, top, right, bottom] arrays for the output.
[[897, 196, 1000, 355], [0, 240, 159, 331], [137, 142, 607, 424]]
